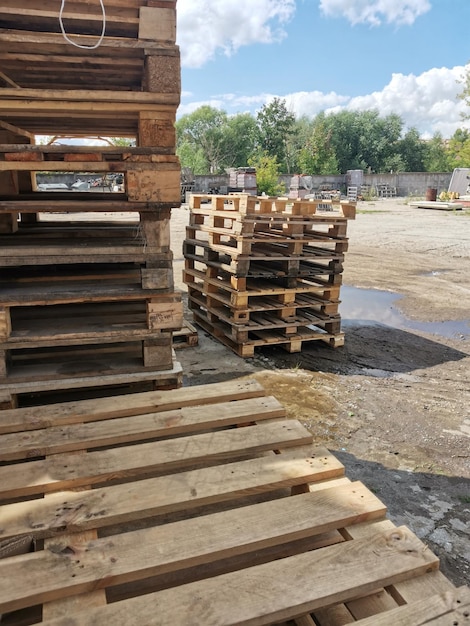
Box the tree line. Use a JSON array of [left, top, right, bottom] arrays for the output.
[[176, 97, 470, 184]]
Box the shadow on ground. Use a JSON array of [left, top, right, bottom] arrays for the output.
[[334, 449, 470, 587], [258, 322, 468, 376]]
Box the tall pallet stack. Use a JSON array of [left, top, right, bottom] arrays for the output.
[[183, 193, 356, 357], [0, 0, 183, 408]]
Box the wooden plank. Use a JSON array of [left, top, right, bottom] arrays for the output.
[[0, 449, 344, 541], [42, 451, 107, 620], [0, 358, 183, 395], [0, 396, 287, 461], [139, 6, 176, 41], [0, 307, 11, 340], [344, 522, 457, 599], [0, 378, 267, 434], [0, 482, 386, 614], [37, 526, 439, 626], [147, 298, 183, 331], [0, 160, 178, 171], [0, 87, 179, 104], [352, 586, 470, 625], [0, 420, 313, 499]]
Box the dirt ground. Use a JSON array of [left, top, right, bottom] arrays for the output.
[[171, 198, 470, 588]]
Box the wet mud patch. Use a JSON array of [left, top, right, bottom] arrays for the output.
[[250, 370, 340, 444]]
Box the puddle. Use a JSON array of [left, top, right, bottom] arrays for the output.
[[340, 286, 470, 340]]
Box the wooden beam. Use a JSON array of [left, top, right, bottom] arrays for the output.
[[0, 120, 34, 140], [0, 70, 21, 88]]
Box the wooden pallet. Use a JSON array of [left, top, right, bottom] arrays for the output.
[[0, 223, 173, 266], [410, 200, 464, 211], [1, 296, 182, 347], [188, 280, 339, 323], [0, 378, 463, 625], [0, 93, 180, 138], [192, 308, 344, 357], [0, 351, 183, 409], [184, 250, 344, 281], [185, 231, 346, 263], [189, 193, 356, 220], [189, 291, 341, 339], [0, 263, 176, 300], [0, 1, 178, 92], [184, 266, 341, 306], [172, 320, 199, 348]]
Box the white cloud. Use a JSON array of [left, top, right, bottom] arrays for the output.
[[284, 90, 350, 117], [319, 0, 431, 26], [343, 66, 470, 136], [177, 0, 296, 68], [180, 65, 470, 137]]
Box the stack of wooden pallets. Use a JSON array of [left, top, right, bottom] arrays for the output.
[[0, 378, 466, 625], [183, 193, 356, 356], [0, 0, 184, 408]]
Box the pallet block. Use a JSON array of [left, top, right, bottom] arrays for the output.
[[0, 378, 462, 625]]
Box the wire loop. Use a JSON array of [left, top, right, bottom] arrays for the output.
[[59, 0, 106, 50]]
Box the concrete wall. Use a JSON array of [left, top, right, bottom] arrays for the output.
[[193, 172, 453, 197]]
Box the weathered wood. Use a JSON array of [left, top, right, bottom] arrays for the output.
[[147, 297, 183, 330], [139, 6, 176, 42], [142, 336, 175, 369], [0, 420, 313, 499], [126, 168, 180, 202], [351, 586, 470, 625], [0, 159, 178, 171], [0, 483, 385, 615], [36, 526, 439, 626], [0, 356, 183, 396], [0, 396, 286, 461], [0, 449, 344, 541], [0, 93, 179, 136], [0, 378, 267, 434], [138, 110, 176, 147], [0, 307, 11, 340]]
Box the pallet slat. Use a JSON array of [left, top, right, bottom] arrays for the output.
[[0, 449, 345, 541], [0, 482, 386, 615], [38, 526, 438, 626]]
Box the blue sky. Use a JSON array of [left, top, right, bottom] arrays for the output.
[[177, 0, 470, 137]]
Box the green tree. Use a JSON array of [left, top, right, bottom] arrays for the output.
[[176, 107, 258, 173], [298, 113, 339, 174], [248, 152, 285, 196], [391, 128, 425, 172], [423, 132, 452, 172], [458, 64, 470, 120], [224, 113, 258, 168], [177, 139, 207, 175], [322, 110, 404, 173], [176, 106, 230, 174], [446, 128, 470, 168], [285, 116, 314, 174], [256, 98, 296, 173]]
